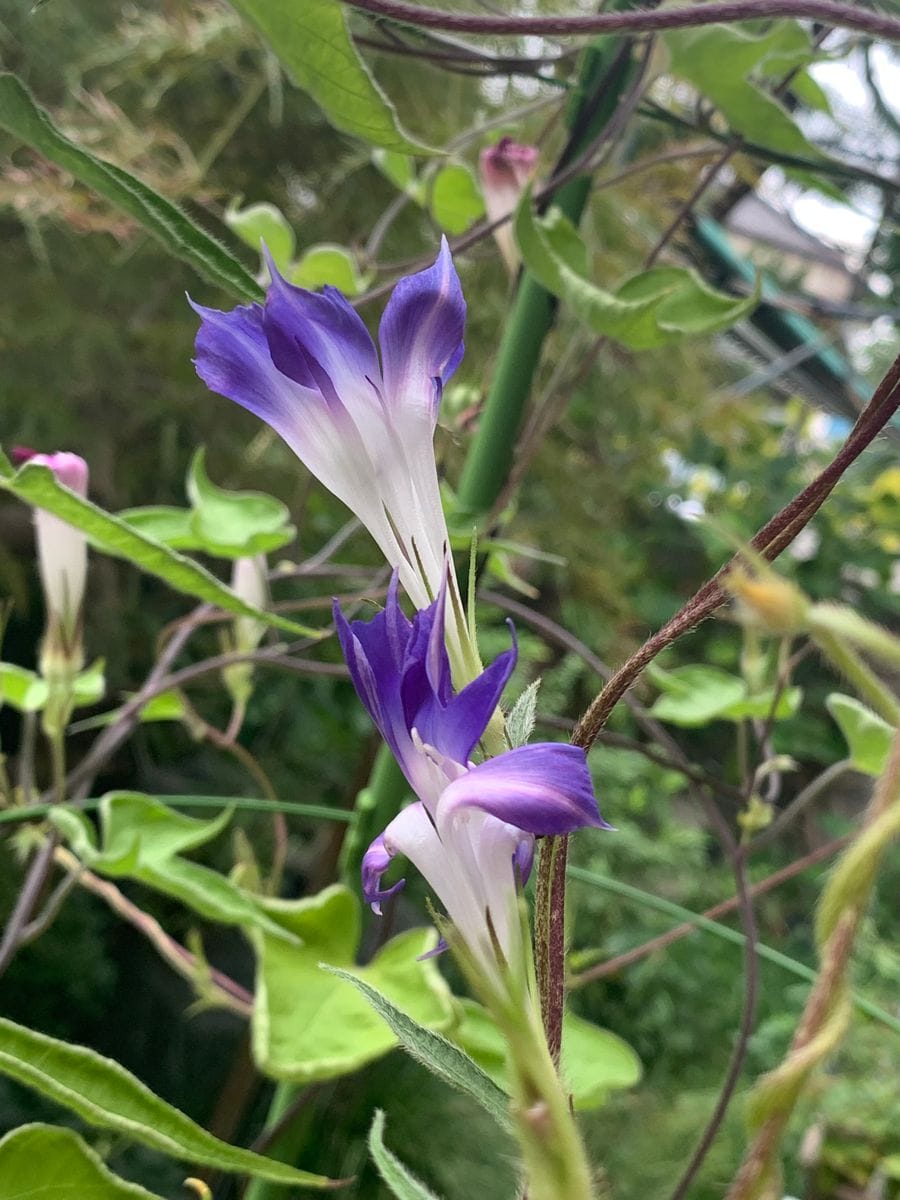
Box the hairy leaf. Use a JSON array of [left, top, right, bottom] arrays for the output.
[[0, 1021, 335, 1186], [452, 999, 641, 1111], [0, 74, 260, 300], [505, 679, 541, 748], [368, 1111, 442, 1200], [323, 964, 513, 1130]]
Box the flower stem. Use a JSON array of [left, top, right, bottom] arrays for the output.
[[811, 626, 900, 725]]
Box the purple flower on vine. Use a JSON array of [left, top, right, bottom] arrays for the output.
[[335, 576, 608, 974], [191, 241, 464, 612]]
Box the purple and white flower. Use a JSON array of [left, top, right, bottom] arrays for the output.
[[192, 242, 464, 618], [13, 448, 89, 663], [335, 577, 608, 976]]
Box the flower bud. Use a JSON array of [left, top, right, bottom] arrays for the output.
[[13, 448, 89, 676], [479, 138, 539, 273], [727, 567, 809, 636], [223, 553, 268, 708]]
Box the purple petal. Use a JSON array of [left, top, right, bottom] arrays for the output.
[[262, 257, 380, 399], [192, 298, 313, 442], [362, 832, 405, 915], [438, 743, 609, 836], [378, 238, 466, 419], [428, 621, 517, 763]]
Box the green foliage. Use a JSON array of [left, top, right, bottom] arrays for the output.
[[226, 199, 296, 269], [515, 196, 759, 349], [251, 886, 456, 1083], [290, 243, 369, 294], [227, 0, 433, 154], [0, 73, 260, 301], [0, 1124, 164, 1200], [827, 693, 894, 776], [368, 1111, 443, 1200], [0, 658, 105, 713], [50, 792, 294, 939], [664, 23, 822, 157], [505, 679, 540, 748], [324, 964, 513, 1131], [452, 999, 641, 1111], [429, 164, 484, 235], [0, 450, 313, 635], [0, 1018, 335, 1187], [648, 662, 802, 727], [122, 446, 295, 558]]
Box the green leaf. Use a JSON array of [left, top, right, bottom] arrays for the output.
[[373, 148, 419, 194], [506, 679, 540, 748], [721, 685, 803, 721], [451, 1000, 641, 1111], [0, 74, 260, 301], [368, 1111, 442, 1200], [0, 1124, 165, 1200], [225, 200, 296, 269], [429, 164, 485, 235], [0, 452, 317, 638], [290, 244, 368, 295], [117, 505, 199, 549], [186, 447, 295, 558], [50, 792, 297, 942], [0, 1020, 336, 1187], [826, 693, 894, 776], [0, 659, 105, 714], [227, 0, 434, 154], [664, 24, 823, 158], [322, 962, 512, 1130], [251, 885, 456, 1084], [648, 663, 747, 727], [0, 663, 48, 712], [515, 196, 758, 350]]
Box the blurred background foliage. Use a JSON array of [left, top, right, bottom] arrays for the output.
[[1, 1, 899, 1197]]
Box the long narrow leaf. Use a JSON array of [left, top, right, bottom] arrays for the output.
[[0, 1019, 337, 1188], [228, 0, 433, 154], [0, 73, 261, 301], [0, 455, 320, 638], [322, 966, 513, 1131], [368, 1112, 442, 1200]]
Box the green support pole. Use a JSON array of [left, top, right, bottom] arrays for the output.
[[457, 39, 638, 516], [246, 35, 643, 1194]]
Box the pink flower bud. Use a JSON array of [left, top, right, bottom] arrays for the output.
[[14, 448, 89, 662], [478, 138, 539, 273]]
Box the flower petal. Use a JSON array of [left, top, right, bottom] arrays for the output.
[[438, 743, 609, 836], [262, 259, 380, 396], [425, 621, 516, 763], [377, 238, 466, 421], [362, 831, 407, 915]]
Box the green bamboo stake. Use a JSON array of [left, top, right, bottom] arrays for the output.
[[457, 38, 638, 517], [247, 36, 642, 1196]]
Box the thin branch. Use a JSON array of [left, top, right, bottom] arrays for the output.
[[339, 0, 900, 42], [570, 835, 849, 986], [668, 798, 759, 1200], [571, 352, 900, 753]]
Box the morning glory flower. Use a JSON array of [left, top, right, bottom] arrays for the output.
[[335, 576, 608, 976], [13, 448, 89, 672], [191, 241, 465, 621]]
